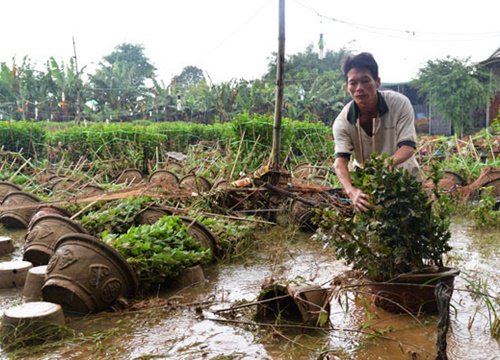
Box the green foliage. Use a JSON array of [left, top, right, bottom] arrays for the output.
[[0, 120, 46, 158], [412, 56, 491, 136], [315, 155, 452, 280], [81, 197, 152, 236], [197, 216, 255, 260], [103, 215, 212, 291], [471, 187, 500, 228]]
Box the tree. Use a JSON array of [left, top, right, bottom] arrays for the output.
[[412, 56, 491, 136], [263, 45, 349, 122], [172, 66, 205, 88], [89, 43, 156, 120]]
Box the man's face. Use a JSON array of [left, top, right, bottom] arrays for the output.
[[345, 68, 380, 108]]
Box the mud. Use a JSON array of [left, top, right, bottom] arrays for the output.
[[0, 221, 498, 359]]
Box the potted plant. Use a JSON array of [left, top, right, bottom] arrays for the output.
[[315, 154, 459, 313]]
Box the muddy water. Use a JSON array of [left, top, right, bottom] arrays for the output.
[[0, 221, 499, 359]]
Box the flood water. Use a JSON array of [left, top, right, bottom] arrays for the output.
[[0, 219, 499, 360]]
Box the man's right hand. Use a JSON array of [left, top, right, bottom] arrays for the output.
[[346, 186, 370, 212]]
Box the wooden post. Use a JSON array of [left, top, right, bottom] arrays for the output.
[[271, 0, 285, 172], [72, 36, 82, 126]]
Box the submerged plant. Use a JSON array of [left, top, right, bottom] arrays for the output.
[[314, 154, 452, 280]]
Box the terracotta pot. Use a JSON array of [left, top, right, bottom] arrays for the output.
[[51, 178, 78, 192], [135, 206, 172, 225], [173, 265, 206, 288], [0, 260, 33, 289], [0, 236, 14, 256], [0, 191, 41, 229], [28, 204, 72, 229], [164, 161, 183, 174], [115, 168, 144, 185], [256, 283, 330, 326], [78, 184, 104, 197], [293, 162, 314, 179], [179, 174, 212, 193], [148, 170, 179, 187], [0, 181, 22, 203], [2, 301, 65, 338], [366, 267, 460, 314], [24, 214, 88, 266], [42, 233, 138, 314], [179, 216, 219, 259], [22, 265, 48, 301]]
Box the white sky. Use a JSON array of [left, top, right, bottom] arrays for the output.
[[1, 0, 499, 85]]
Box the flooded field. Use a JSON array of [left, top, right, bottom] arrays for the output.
[[0, 219, 499, 360]]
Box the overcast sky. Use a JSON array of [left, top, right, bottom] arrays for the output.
[[2, 0, 499, 85]]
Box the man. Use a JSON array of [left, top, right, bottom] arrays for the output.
[[333, 52, 419, 212]]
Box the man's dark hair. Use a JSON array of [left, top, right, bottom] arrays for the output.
[[341, 52, 379, 81]]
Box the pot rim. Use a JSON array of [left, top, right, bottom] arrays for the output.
[[54, 233, 139, 297], [29, 213, 88, 234], [179, 216, 220, 258], [1, 190, 41, 204], [367, 266, 460, 284]]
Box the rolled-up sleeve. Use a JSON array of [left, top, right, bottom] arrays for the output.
[[332, 115, 354, 157]]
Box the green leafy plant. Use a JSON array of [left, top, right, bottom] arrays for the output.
[[315, 154, 452, 280], [472, 186, 499, 229], [103, 215, 212, 292], [81, 196, 152, 236]]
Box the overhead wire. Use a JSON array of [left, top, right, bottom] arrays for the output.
[[293, 0, 500, 42]]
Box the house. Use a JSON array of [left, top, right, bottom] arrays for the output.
[[380, 82, 452, 135], [381, 48, 500, 135], [479, 47, 500, 126]]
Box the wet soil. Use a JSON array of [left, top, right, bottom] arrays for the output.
[[0, 220, 499, 360]]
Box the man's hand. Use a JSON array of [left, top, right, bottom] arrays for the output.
[[346, 186, 370, 212]]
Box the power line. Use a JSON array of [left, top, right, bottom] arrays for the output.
[[293, 0, 500, 41]]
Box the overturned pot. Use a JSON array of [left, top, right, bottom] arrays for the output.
[[0, 191, 41, 229], [366, 267, 460, 314], [24, 214, 88, 266], [0, 181, 22, 203], [256, 282, 330, 326], [42, 233, 138, 314], [28, 204, 72, 229]]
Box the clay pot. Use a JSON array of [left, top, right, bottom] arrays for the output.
[[22, 265, 48, 301], [51, 178, 78, 192], [148, 170, 179, 187], [164, 161, 183, 174], [78, 184, 105, 197], [0, 191, 41, 229], [179, 174, 212, 193], [28, 204, 72, 229], [256, 283, 330, 326], [2, 302, 65, 340], [135, 206, 172, 225], [115, 168, 144, 185], [179, 216, 219, 259], [24, 214, 88, 266], [42, 233, 138, 314], [0, 181, 22, 203], [0, 260, 33, 289], [293, 162, 314, 179], [173, 265, 206, 288], [366, 267, 460, 314], [0, 236, 14, 256]]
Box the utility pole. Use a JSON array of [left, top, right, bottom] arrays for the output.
[[72, 36, 82, 126], [270, 0, 285, 172]]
